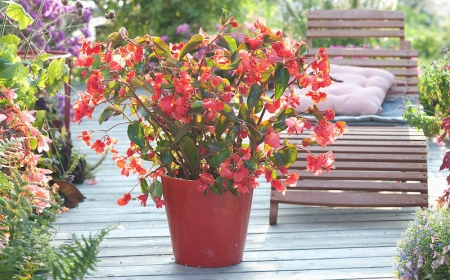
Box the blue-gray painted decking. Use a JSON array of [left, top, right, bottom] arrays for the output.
[[52, 85, 448, 280]]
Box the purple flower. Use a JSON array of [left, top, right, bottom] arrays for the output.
[[176, 23, 191, 35]]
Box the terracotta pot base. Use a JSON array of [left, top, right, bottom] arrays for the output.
[[162, 175, 254, 267]]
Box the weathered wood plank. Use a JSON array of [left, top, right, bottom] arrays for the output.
[[271, 191, 428, 207], [307, 9, 404, 20]]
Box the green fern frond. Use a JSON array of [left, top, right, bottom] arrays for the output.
[[49, 225, 117, 280]]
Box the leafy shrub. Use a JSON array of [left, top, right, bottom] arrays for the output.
[[394, 208, 450, 279]]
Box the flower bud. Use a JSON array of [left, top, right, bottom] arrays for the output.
[[105, 10, 116, 20], [62, 0, 69, 5], [75, 1, 83, 9]]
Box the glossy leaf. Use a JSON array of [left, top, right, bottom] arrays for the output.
[[215, 115, 230, 137], [207, 141, 228, 152], [272, 108, 295, 132], [212, 182, 224, 195], [99, 106, 117, 125], [179, 34, 204, 60], [180, 136, 199, 169], [209, 149, 230, 168], [172, 124, 195, 146], [226, 124, 240, 143], [223, 35, 237, 52], [247, 84, 262, 110], [263, 34, 282, 44], [130, 76, 155, 93], [127, 121, 146, 150], [140, 179, 150, 194], [150, 180, 163, 198], [296, 43, 309, 57], [221, 8, 230, 25], [160, 151, 172, 166], [152, 36, 171, 58], [274, 65, 289, 99], [282, 145, 298, 168]]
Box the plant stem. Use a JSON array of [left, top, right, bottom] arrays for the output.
[[24, 0, 45, 60]]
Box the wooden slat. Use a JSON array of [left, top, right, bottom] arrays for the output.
[[297, 153, 427, 163], [304, 146, 426, 154], [280, 170, 427, 182], [327, 58, 416, 68], [271, 191, 428, 207], [307, 29, 404, 39], [389, 69, 419, 77], [307, 9, 404, 20], [311, 48, 418, 58], [290, 161, 427, 172], [307, 20, 405, 29], [287, 181, 427, 192]]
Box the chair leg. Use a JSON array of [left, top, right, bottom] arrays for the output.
[[269, 202, 279, 225]]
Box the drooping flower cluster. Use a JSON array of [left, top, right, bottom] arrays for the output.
[[73, 11, 346, 208]]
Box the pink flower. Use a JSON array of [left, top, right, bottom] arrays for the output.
[[37, 135, 52, 153], [1, 87, 17, 102], [265, 130, 280, 148], [27, 184, 51, 214], [18, 110, 36, 127], [0, 114, 6, 122]]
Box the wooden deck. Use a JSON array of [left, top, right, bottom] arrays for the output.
[[53, 89, 448, 279]]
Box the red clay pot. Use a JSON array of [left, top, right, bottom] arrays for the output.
[[162, 175, 254, 267]]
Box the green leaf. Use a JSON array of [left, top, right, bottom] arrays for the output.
[[296, 43, 309, 57], [226, 124, 239, 143], [127, 121, 146, 150], [5, 2, 34, 30], [3, 62, 19, 79], [247, 84, 262, 110], [263, 34, 282, 44], [221, 8, 230, 25], [161, 151, 173, 166], [273, 108, 295, 132], [140, 179, 150, 194], [179, 34, 204, 61], [188, 100, 204, 115], [32, 110, 47, 130], [152, 36, 171, 58], [274, 65, 289, 99], [0, 34, 20, 46], [207, 141, 228, 152], [209, 149, 230, 168], [172, 124, 195, 146], [130, 76, 155, 93], [220, 104, 240, 123], [47, 58, 66, 85], [166, 57, 182, 68], [282, 145, 298, 168], [223, 35, 237, 52], [99, 106, 117, 125], [215, 115, 230, 137], [151, 180, 163, 198], [273, 152, 285, 166], [179, 136, 199, 169], [212, 182, 224, 195], [29, 138, 38, 150]]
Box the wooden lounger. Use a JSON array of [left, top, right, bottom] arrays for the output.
[[269, 9, 428, 225]]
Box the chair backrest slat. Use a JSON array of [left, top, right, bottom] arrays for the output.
[[306, 9, 418, 98]]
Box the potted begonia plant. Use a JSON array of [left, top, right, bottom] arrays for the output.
[[73, 10, 346, 267]]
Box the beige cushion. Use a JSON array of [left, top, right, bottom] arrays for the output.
[[292, 64, 395, 115]]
